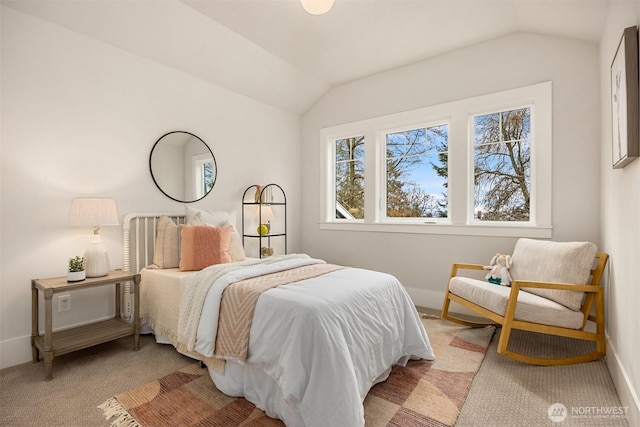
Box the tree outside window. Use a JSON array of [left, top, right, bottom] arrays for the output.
[[203, 162, 214, 192], [473, 108, 531, 222], [335, 136, 365, 219], [385, 125, 448, 218]]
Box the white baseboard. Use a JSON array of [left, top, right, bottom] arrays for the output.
[[606, 334, 640, 427], [0, 334, 33, 370], [404, 286, 443, 311]]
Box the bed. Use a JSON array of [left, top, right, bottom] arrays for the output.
[[123, 210, 435, 427]]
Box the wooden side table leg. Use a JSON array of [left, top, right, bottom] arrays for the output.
[[133, 274, 141, 351], [43, 289, 54, 381], [115, 282, 122, 320], [31, 281, 39, 363]]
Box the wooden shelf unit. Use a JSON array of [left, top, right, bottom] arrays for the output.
[[31, 270, 141, 381], [242, 184, 287, 258]]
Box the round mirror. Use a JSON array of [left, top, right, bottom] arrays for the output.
[[149, 131, 217, 203]]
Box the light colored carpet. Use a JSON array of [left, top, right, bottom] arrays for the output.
[[0, 335, 193, 427], [0, 319, 629, 426], [456, 328, 629, 426]]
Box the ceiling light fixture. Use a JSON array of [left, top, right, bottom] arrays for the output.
[[300, 0, 335, 15]]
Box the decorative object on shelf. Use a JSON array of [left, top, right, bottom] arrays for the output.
[[254, 185, 262, 203], [257, 223, 269, 236], [69, 198, 119, 277], [242, 184, 287, 258], [67, 256, 86, 282], [149, 131, 217, 202], [610, 25, 639, 169], [299, 0, 335, 15], [256, 204, 274, 235]]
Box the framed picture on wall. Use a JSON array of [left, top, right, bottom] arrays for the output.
[[610, 25, 639, 169]]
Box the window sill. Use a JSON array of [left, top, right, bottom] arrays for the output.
[[318, 221, 552, 238]]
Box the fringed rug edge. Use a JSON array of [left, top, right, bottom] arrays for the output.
[[98, 396, 141, 427], [419, 312, 441, 320]]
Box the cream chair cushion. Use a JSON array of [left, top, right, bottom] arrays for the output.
[[448, 277, 584, 329], [510, 238, 597, 311]]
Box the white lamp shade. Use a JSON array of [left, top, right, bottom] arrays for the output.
[[70, 198, 119, 227], [300, 0, 335, 15], [256, 205, 275, 224]]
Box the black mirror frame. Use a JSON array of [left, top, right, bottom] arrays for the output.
[[149, 131, 217, 203]]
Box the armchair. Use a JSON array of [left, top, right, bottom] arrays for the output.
[[441, 238, 609, 366]]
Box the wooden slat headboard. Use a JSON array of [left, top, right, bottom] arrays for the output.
[[120, 213, 186, 320]]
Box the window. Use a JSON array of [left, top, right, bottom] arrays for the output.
[[384, 125, 448, 219], [202, 161, 215, 192], [335, 136, 365, 219], [193, 155, 215, 200], [473, 108, 531, 222], [320, 82, 551, 238]]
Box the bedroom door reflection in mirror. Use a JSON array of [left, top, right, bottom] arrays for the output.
[[149, 131, 217, 203]]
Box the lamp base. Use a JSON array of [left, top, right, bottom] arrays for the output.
[[84, 235, 110, 277]]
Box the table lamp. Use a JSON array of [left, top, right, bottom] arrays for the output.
[[69, 198, 119, 277], [256, 204, 275, 235]]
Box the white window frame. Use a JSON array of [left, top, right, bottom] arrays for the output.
[[379, 120, 451, 224], [193, 154, 213, 200], [319, 82, 552, 238], [469, 105, 534, 226]]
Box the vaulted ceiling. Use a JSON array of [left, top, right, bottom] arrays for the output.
[[3, 0, 615, 113]]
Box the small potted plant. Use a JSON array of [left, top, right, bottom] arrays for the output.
[[67, 256, 86, 282]]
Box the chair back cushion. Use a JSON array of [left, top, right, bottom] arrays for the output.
[[510, 238, 597, 311]]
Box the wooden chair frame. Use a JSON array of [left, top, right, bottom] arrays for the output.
[[441, 252, 609, 365]]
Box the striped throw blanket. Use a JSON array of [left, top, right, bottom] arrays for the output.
[[176, 256, 308, 355], [214, 263, 345, 363]]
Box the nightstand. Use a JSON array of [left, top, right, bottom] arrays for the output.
[[31, 270, 141, 381]]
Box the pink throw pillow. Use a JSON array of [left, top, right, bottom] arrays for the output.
[[179, 224, 232, 271]]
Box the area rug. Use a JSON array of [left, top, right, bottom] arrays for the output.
[[99, 315, 495, 426]]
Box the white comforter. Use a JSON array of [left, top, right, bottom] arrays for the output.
[[192, 256, 435, 427]]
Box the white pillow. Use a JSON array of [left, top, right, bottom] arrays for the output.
[[185, 205, 231, 226], [184, 207, 246, 262]]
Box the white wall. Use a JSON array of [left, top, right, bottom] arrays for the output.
[[3, 4, 636, 419], [0, 7, 302, 369], [600, 2, 640, 425], [302, 32, 601, 307]]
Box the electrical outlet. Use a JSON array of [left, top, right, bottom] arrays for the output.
[[58, 294, 71, 312], [122, 293, 132, 320]]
